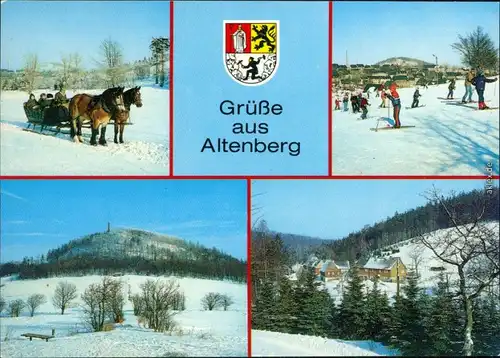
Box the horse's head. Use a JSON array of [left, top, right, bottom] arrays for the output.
[[104, 86, 126, 112], [132, 86, 143, 108]]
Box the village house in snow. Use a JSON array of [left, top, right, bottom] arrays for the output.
[[314, 260, 350, 281], [358, 257, 407, 283]]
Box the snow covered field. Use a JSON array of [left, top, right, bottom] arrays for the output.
[[0, 275, 246, 357], [252, 330, 397, 356], [0, 86, 169, 175], [333, 80, 500, 175]]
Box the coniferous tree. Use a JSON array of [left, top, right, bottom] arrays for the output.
[[276, 276, 297, 333], [292, 267, 321, 335], [338, 263, 366, 339], [365, 276, 392, 344], [252, 278, 278, 331], [394, 271, 430, 356], [472, 292, 500, 356], [426, 273, 462, 356]]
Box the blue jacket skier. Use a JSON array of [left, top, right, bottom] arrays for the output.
[[471, 70, 498, 110]]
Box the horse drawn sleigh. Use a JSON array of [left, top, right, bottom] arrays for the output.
[[23, 86, 142, 146]]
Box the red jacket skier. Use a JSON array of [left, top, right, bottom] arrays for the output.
[[385, 83, 401, 128]]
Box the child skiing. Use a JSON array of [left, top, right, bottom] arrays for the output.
[[385, 83, 401, 128], [461, 69, 475, 103], [411, 87, 421, 108], [380, 90, 387, 108], [335, 98, 340, 110], [471, 69, 498, 110], [447, 79, 456, 99], [360, 94, 369, 119], [342, 93, 349, 111]]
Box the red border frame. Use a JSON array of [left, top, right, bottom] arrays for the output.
[[247, 178, 252, 357], [169, 0, 174, 176], [328, 0, 333, 175]]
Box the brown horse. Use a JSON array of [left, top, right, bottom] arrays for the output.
[[113, 86, 143, 144], [68, 87, 126, 146]]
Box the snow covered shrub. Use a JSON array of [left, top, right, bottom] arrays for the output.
[[131, 293, 144, 316], [0, 295, 5, 313], [8, 299, 25, 317], [220, 294, 234, 311], [201, 292, 223, 311], [137, 278, 179, 332], [26, 293, 47, 317], [81, 277, 124, 332], [172, 291, 186, 311]]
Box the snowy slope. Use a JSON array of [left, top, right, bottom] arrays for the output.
[[252, 330, 397, 356], [0, 86, 169, 175], [0, 275, 246, 357], [324, 222, 500, 302], [332, 80, 500, 175]]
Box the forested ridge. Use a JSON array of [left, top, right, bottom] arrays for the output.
[[0, 229, 246, 282], [276, 187, 499, 262]]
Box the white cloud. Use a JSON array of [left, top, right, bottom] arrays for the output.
[[0, 189, 28, 202]]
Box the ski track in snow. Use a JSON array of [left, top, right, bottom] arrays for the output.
[[333, 80, 500, 175], [0, 275, 246, 357], [0, 87, 169, 175]]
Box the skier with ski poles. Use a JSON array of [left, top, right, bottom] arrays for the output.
[[360, 93, 370, 119], [411, 87, 421, 108], [471, 69, 498, 110], [461, 69, 475, 103], [385, 83, 401, 128]]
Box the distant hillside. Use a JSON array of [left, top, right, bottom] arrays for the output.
[[270, 231, 331, 262], [265, 187, 499, 263], [375, 57, 435, 67], [1, 228, 246, 282]]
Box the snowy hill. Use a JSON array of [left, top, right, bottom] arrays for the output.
[[332, 80, 500, 174], [0, 275, 246, 357], [374, 57, 434, 67], [48, 228, 187, 261], [252, 330, 397, 356], [323, 222, 500, 303], [0, 86, 169, 175]]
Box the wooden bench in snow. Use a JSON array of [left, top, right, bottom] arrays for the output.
[[21, 333, 54, 342]]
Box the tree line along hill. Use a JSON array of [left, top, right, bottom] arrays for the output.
[[0, 229, 246, 283], [270, 187, 499, 264]]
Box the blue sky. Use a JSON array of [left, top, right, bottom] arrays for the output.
[[173, 1, 329, 175], [333, 1, 500, 66], [0, 180, 247, 262], [253, 179, 499, 239], [1, 1, 170, 69]]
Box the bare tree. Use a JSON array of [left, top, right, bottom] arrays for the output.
[[452, 26, 499, 71], [417, 186, 500, 356], [81, 277, 124, 332], [8, 299, 25, 317], [201, 292, 223, 311], [54, 53, 83, 92], [26, 294, 47, 317], [408, 246, 425, 278], [99, 38, 125, 87], [138, 279, 179, 332], [220, 294, 234, 311], [21, 53, 40, 94], [0, 296, 5, 313], [52, 281, 78, 315]]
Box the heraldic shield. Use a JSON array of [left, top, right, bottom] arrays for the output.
[[223, 21, 279, 86]]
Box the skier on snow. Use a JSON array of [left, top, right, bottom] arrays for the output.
[[411, 87, 421, 108], [446, 78, 456, 99], [342, 93, 349, 111], [471, 69, 498, 110], [360, 93, 370, 119], [385, 83, 401, 128], [461, 69, 475, 103]]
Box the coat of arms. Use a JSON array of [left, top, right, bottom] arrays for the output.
[[223, 21, 279, 86]]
